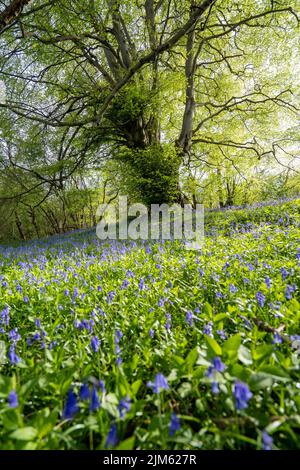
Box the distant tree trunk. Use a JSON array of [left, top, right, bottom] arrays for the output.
[[15, 212, 25, 240], [28, 208, 40, 238], [217, 169, 224, 208]]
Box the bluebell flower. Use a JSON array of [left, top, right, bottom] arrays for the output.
[[23, 296, 29, 303], [121, 279, 130, 290], [49, 340, 57, 350], [262, 431, 273, 450], [63, 389, 79, 419], [8, 328, 21, 344], [211, 381, 219, 394], [98, 380, 106, 393], [169, 412, 180, 436], [147, 373, 169, 393], [256, 291, 265, 308], [203, 322, 213, 337], [116, 330, 123, 341], [118, 396, 131, 418], [215, 291, 224, 299], [285, 285, 294, 300], [281, 267, 288, 280], [158, 297, 165, 307], [217, 329, 227, 340], [1, 305, 10, 326], [212, 357, 225, 372], [233, 381, 252, 410], [139, 278, 145, 290], [73, 287, 79, 298], [90, 386, 100, 411], [149, 328, 155, 338], [265, 277, 271, 289], [79, 383, 90, 401], [185, 311, 193, 327], [106, 291, 116, 304], [272, 332, 282, 344], [116, 356, 122, 366], [290, 334, 300, 342], [35, 318, 41, 328], [105, 423, 118, 448], [90, 336, 100, 353], [8, 390, 18, 408], [229, 284, 238, 294], [8, 346, 21, 365], [126, 270, 134, 278]]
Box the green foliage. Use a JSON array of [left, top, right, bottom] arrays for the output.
[[117, 143, 181, 206], [0, 199, 300, 449]]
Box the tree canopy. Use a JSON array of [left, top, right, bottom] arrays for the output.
[[0, 0, 299, 238]]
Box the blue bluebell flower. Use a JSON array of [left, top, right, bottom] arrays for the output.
[[185, 311, 193, 327], [8, 328, 21, 344], [233, 381, 252, 410], [105, 423, 118, 448], [8, 390, 18, 408], [8, 346, 21, 365], [256, 291, 265, 308], [106, 290, 116, 304], [281, 267, 288, 280], [203, 322, 213, 337], [262, 431, 273, 450], [79, 383, 90, 401], [90, 386, 100, 411], [118, 396, 131, 418], [272, 332, 282, 344], [90, 336, 100, 353], [147, 373, 169, 393], [98, 380, 106, 393], [139, 278, 145, 290], [63, 389, 79, 419], [217, 329, 227, 340], [265, 277, 271, 289], [121, 279, 130, 289], [229, 284, 238, 294], [149, 328, 155, 338], [169, 412, 180, 436]]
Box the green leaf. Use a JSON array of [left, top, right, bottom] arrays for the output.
[[116, 436, 135, 450], [252, 344, 274, 362], [223, 334, 241, 360], [249, 373, 273, 390], [10, 427, 37, 441], [238, 345, 253, 365], [184, 347, 198, 370], [203, 302, 213, 319], [258, 365, 290, 381], [131, 379, 142, 396], [178, 382, 192, 398], [213, 313, 228, 323], [205, 336, 222, 358]]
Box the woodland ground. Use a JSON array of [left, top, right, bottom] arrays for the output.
[[0, 198, 300, 449]]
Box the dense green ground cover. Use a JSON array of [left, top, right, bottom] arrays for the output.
[[0, 199, 300, 449]]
